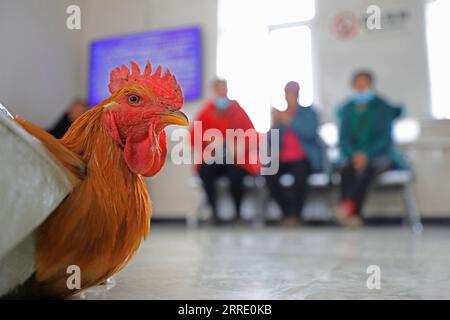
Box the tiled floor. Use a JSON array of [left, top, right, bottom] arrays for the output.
[[77, 225, 450, 300]]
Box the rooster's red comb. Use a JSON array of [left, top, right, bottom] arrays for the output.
[[108, 61, 184, 109]]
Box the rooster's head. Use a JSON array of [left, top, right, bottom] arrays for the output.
[[101, 61, 188, 177]]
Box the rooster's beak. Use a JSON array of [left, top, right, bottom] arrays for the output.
[[159, 110, 189, 126]]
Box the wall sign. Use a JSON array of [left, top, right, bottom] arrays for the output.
[[330, 6, 413, 40]]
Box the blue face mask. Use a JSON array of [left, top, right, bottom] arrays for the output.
[[215, 97, 231, 110], [352, 90, 375, 104]]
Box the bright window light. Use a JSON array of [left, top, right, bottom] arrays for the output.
[[426, 0, 450, 119], [393, 118, 421, 144], [265, 0, 315, 26], [217, 0, 316, 132], [268, 26, 314, 109]]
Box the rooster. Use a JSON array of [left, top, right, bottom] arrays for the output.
[[2, 61, 188, 299]]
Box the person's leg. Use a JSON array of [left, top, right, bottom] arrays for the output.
[[337, 162, 360, 226], [350, 157, 393, 214], [347, 165, 377, 215], [265, 163, 288, 213], [340, 162, 356, 201], [198, 163, 221, 220], [337, 157, 392, 227], [289, 160, 311, 218], [226, 165, 248, 219]]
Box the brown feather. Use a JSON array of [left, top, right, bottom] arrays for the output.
[[19, 103, 151, 298], [15, 117, 86, 187]]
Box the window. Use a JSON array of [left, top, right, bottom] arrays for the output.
[[217, 0, 316, 132], [268, 25, 314, 110], [426, 0, 450, 119]]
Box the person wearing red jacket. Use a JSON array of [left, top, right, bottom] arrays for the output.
[[190, 79, 260, 224]]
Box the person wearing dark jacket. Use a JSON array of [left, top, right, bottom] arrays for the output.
[[266, 81, 323, 226], [335, 70, 404, 227], [47, 99, 86, 139]]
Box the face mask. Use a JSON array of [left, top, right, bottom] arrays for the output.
[[215, 97, 231, 110], [352, 90, 375, 104]]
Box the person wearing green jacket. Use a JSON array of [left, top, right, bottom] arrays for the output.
[[336, 70, 404, 227]]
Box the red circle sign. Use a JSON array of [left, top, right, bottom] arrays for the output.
[[331, 12, 360, 39]]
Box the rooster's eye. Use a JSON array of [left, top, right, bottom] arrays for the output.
[[128, 95, 142, 105]]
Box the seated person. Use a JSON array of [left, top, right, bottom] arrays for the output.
[[266, 81, 323, 226], [336, 70, 405, 227], [47, 98, 87, 138], [190, 79, 260, 224]]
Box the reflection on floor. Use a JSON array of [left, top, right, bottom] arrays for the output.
[[77, 225, 450, 300]]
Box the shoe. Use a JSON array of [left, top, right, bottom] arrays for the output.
[[210, 217, 226, 226], [335, 205, 349, 225], [346, 216, 363, 228], [335, 200, 360, 227], [234, 219, 249, 227], [280, 215, 301, 227]]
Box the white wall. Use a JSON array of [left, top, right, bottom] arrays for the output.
[[315, 0, 430, 120], [314, 0, 450, 216], [0, 0, 82, 128], [1, 0, 448, 217], [0, 0, 217, 218]]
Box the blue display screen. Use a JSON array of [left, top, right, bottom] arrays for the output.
[[88, 26, 202, 106]]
